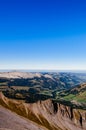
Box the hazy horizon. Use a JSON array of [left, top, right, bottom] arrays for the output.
[[0, 69, 86, 73]]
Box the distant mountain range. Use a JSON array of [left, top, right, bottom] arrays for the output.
[[0, 71, 86, 87]]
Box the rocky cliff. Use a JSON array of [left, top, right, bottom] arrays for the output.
[[0, 92, 86, 130]]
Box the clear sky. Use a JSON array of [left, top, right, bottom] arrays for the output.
[[0, 0, 86, 70]]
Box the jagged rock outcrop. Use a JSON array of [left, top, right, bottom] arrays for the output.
[[0, 92, 86, 130]]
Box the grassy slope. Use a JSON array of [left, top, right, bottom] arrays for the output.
[[60, 83, 86, 103], [63, 92, 86, 103]]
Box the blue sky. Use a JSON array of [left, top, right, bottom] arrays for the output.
[[0, 0, 86, 70]]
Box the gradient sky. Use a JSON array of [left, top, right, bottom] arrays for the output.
[[0, 0, 86, 70]]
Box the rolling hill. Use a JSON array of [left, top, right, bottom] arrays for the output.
[[0, 71, 86, 103]]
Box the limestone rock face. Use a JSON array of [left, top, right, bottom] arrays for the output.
[[0, 92, 86, 130]]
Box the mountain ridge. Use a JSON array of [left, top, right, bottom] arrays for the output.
[[0, 92, 86, 130]]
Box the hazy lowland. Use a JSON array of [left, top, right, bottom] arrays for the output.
[[0, 71, 86, 130]]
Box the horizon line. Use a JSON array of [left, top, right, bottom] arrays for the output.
[[0, 69, 86, 73]]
